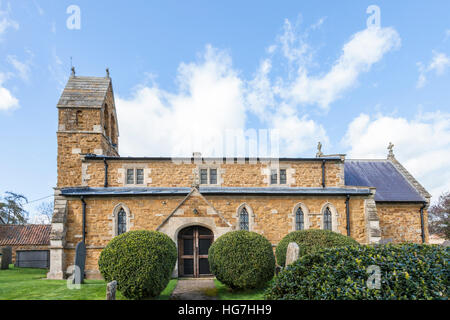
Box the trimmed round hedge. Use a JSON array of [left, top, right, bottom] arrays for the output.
[[275, 229, 359, 267], [98, 230, 177, 300], [208, 230, 275, 289], [266, 244, 449, 300]]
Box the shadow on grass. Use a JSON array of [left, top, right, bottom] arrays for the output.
[[0, 265, 177, 300], [214, 279, 266, 300]]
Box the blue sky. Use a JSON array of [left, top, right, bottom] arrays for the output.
[[0, 0, 449, 221]]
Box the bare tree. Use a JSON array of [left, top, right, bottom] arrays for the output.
[[428, 192, 450, 240], [0, 192, 29, 224], [35, 201, 54, 224]]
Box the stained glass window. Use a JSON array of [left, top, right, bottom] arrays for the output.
[[323, 206, 332, 230], [239, 207, 249, 230], [117, 208, 127, 235], [295, 206, 304, 230]]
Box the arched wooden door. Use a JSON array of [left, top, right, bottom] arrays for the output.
[[178, 226, 214, 277]]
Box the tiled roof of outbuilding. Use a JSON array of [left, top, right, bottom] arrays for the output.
[[0, 225, 51, 246], [57, 76, 111, 108], [345, 160, 425, 202]]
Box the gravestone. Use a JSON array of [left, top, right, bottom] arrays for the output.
[[285, 242, 299, 266], [106, 280, 117, 300], [73, 241, 86, 284], [0, 247, 12, 270]]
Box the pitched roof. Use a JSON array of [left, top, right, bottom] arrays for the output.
[[0, 225, 51, 246], [57, 76, 111, 108], [345, 160, 425, 202]]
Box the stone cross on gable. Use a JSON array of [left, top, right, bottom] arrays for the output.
[[388, 142, 395, 158], [316, 141, 324, 158]]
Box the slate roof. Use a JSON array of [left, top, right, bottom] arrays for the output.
[[0, 225, 51, 246], [345, 160, 425, 202], [57, 76, 111, 108], [60, 186, 372, 196], [83, 155, 343, 162]]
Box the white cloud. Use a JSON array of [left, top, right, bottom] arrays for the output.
[[281, 27, 401, 109], [342, 112, 450, 202], [416, 51, 450, 88], [32, 0, 44, 16], [428, 52, 450, 75], [246, 21, 401, 116], [116, 17, 400, 159], [7, 54, 31, 81], [0, 2, 18, 37], [0, 73, 19, 111], [116, 45, 246, 157], [48, 47, 67, 91], [116, 44, 330, 158], [29, 214, 51, 224], [269, 104, 328, 156]]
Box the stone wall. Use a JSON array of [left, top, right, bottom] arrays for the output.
[[82, 159, 344, 188], [377, 203, 428, 243], [57, 125, 118, 188], [61, 193, 369, 278]]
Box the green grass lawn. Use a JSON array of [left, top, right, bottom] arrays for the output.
[[0, 265, 177, 300], [213, 280, 266, 300]]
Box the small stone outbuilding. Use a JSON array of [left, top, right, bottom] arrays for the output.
[[0, 224, 51, 268]]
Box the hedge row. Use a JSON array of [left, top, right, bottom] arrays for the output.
[[265, 243, 449, 300], [275, 229, 359, 266]]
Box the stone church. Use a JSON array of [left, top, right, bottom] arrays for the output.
[[47, 72, 431, 279]]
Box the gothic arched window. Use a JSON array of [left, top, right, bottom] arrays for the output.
[[239, 207, 249, 231], [295, 206, 304, 230], [323, 206, 332, 230], [117, 208, 127, 235]]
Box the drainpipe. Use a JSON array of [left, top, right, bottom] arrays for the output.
[[81, 196, 86, 243], [103, 158, 109, 188], [321, 160, 326, 188], [420, 202, 426, 244], [346, 195, 350, 236]]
